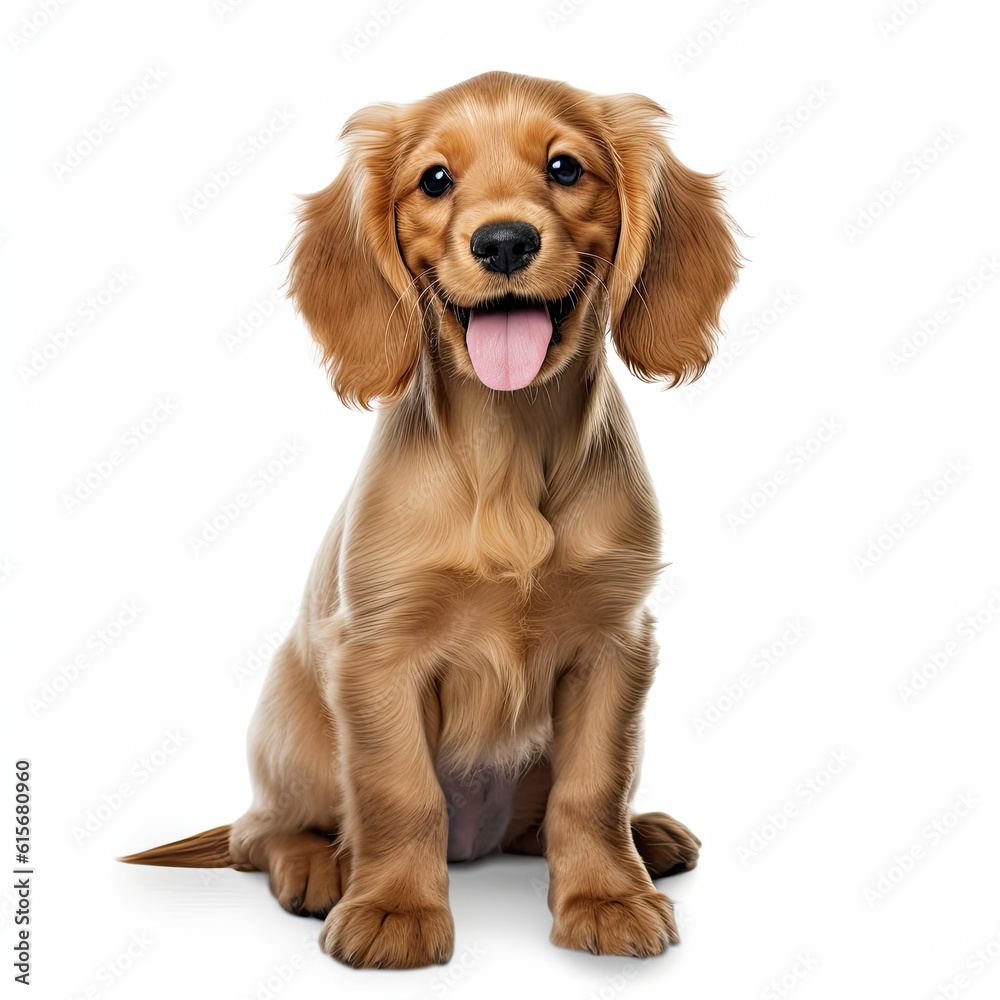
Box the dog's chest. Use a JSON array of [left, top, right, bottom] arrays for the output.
[[430, 552, 619, 762], [433, 580, 552, 751]]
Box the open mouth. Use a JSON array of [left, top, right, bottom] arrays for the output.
[[445, 288, 579, 338], [440, 283, 585, 392]]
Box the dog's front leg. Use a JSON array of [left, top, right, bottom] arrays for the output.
[[545, 623, 679, 957], [319, 641, 453, 969]]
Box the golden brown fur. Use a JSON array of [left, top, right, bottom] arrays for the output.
[[121, 71, 739, 969]]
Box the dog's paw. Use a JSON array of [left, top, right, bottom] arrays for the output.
[[320, 897, 454, 969], [267, 833, 344, 919], [631, 811, 701, 878], [551, 890, 678, 957]]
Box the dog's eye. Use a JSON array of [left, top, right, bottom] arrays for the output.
[[419, 165, 453, 197], [547, 155, 583, 186]]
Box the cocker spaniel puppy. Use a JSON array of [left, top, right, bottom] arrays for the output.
[[122, 71, 740, 970]]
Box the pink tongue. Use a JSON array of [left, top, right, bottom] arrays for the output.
[[466, 307, 552, 391]]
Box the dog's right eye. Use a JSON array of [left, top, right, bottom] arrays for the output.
[[547, 155, 583, 186], [419, 165, 453, 197]]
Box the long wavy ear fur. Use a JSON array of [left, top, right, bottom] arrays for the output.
[[599, 94, 741, 386], [288, 104, 421, 408]]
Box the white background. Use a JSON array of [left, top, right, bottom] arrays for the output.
[[3, 0, 999, 997]]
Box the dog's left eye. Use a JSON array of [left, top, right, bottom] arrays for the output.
[[547, 155, 583, 186], [419, 165, 453, 197]]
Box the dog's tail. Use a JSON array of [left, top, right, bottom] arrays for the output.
[[118, 825, 246, 869]]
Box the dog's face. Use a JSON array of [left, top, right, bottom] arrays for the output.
[[290, 72, 739, 407], [393, 92, 620, 391]]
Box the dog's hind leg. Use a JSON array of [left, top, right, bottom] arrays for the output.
[[228, 632, 347, 917], [629, 812, 700, 878], [502, 759, 551, 856]]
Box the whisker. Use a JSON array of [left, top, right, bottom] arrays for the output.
[[384, 266, 435, 340], [577, 251, 652, 326], [397, 268, 440, 338], [382, 278, 435, 383]]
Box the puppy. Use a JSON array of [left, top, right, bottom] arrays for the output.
[[122, 71, 740, 969]]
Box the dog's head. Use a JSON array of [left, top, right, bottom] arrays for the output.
[[290, 72, 739, 407]]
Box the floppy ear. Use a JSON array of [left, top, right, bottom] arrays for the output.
[[288, 104, 420, 408], [600, 94, 740, 386]]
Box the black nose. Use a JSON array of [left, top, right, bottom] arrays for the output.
[[469, 221, 540, 275]]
